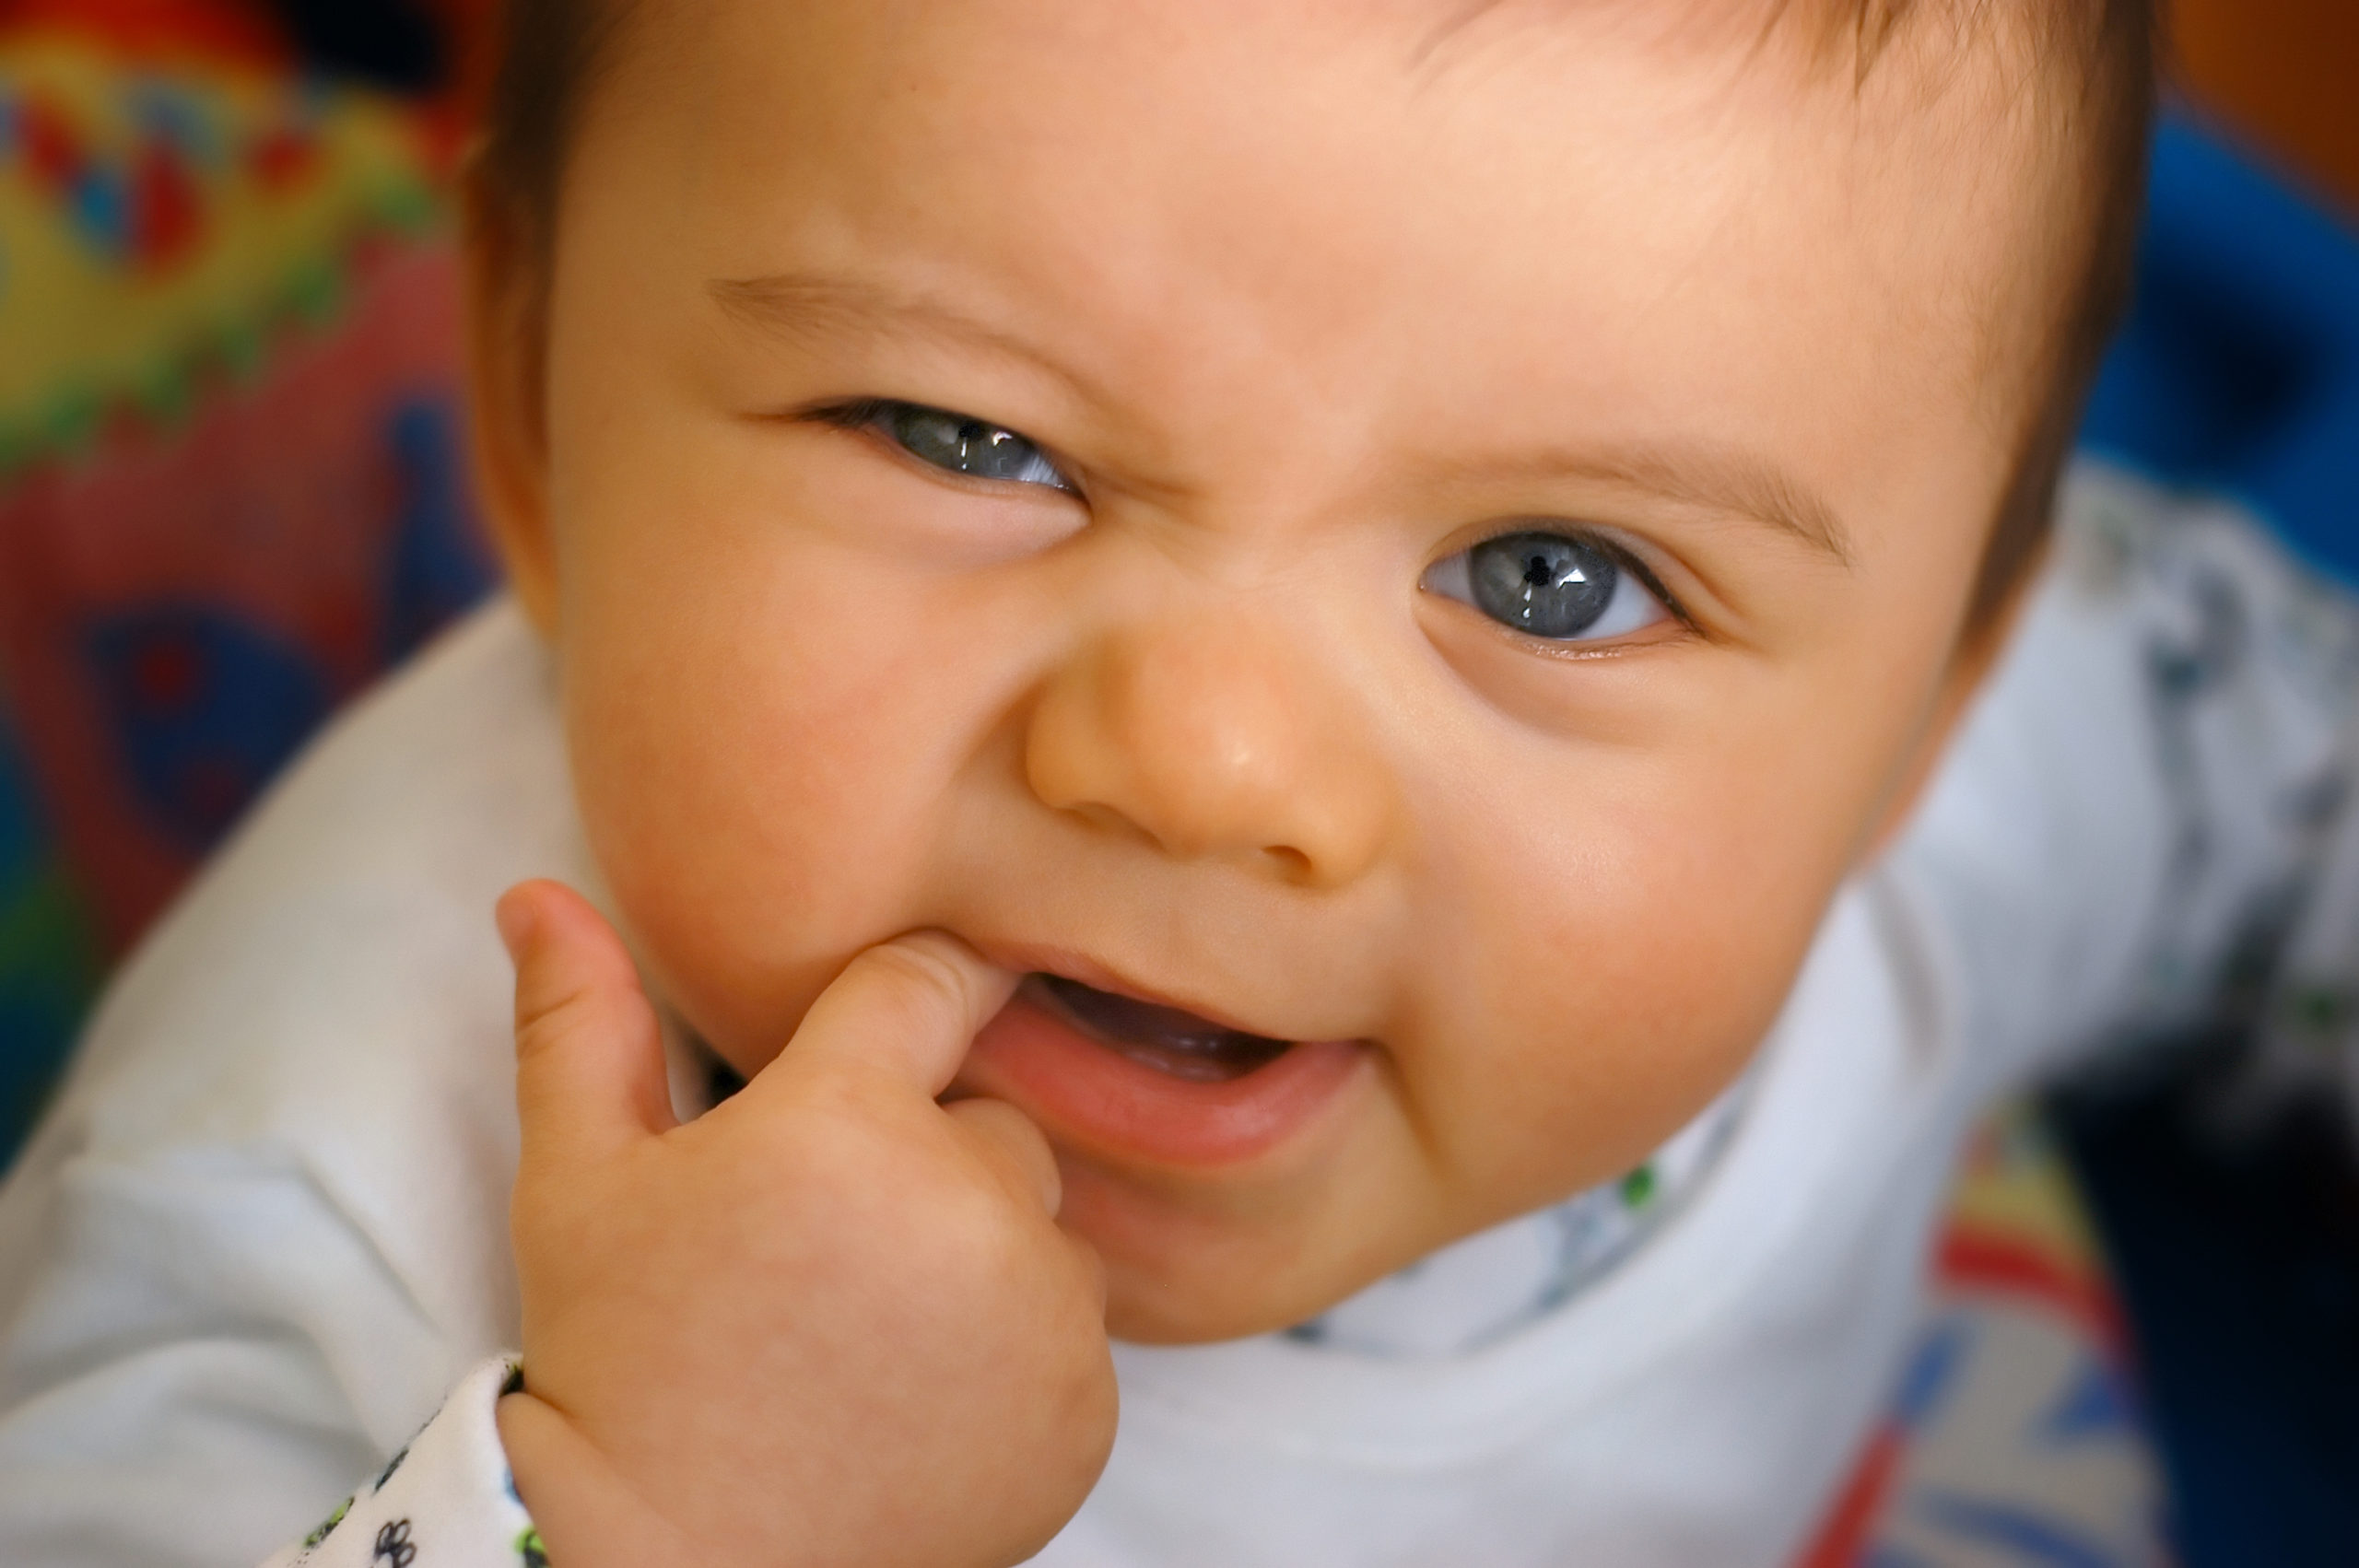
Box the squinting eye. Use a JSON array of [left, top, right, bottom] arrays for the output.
[[1421, 530, 1668, 642], [873, 402, 1075, 493]]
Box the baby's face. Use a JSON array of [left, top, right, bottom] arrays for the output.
[[483, 0, 2069, 1340]]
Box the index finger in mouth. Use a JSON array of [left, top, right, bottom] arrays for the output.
[[770, 930, 1020, 1098]]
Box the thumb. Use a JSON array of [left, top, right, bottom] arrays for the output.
[[497, 879, 677, 1173]]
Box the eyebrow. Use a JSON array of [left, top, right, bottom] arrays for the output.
[[713, 273, 1851, 564], [710, 271, 1099, 402], [1413, 435, 1855, 566], [1502, 442, 1858, 566]]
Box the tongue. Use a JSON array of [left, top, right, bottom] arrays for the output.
[[1032, 975, 1294, 1082]]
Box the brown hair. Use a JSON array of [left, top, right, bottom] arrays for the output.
[[473, 0, 2158, 636], [474, 0, 632, 255], [1959, 0, 2160, 634]]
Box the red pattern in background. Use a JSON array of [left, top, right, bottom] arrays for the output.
[[0, 246, 480, 951]]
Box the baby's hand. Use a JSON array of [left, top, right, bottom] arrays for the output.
[[490, 881, 1116, 1568]]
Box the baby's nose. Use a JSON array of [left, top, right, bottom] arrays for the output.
[[1022, 615, 1395, 887]]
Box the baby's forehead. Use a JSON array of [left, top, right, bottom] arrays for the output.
[[601, 1, 2079, 309], [588, 0, 2083, 193], [1390, 0, 2051, 73], [572, 0, 2107, 432], [1403, 0, 2093, 158]]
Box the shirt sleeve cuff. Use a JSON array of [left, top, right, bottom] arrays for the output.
[[262, 1356, 543, 1568]]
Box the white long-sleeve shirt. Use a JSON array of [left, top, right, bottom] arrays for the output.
[[2, 465, 2353, 1568]]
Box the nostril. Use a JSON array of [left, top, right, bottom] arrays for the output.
[[1261, 845, 1315, 881], [1067, 800, 1161, 848]]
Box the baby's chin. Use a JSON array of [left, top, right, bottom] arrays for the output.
[[1074, 1218, 1381, 1345], [1050, 1138, 1462, 1346]]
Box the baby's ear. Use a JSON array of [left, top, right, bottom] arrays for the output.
[[460, 154, 562, 640]]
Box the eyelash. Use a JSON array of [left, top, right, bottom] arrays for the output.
[[1578, 540, 1691, 632], [807, 395, 932, 439], [806, 397, 1080, 496]]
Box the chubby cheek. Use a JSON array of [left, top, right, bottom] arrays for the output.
[[557, 519, 984, 1066], [1405, 726, 1876, 1227]]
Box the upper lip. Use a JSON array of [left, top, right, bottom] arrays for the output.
[[969, 938, 1316, 1044]]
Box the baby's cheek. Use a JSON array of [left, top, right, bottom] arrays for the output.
[[1406, 758, 1843, 1216], [557, 600, 960, 1066]]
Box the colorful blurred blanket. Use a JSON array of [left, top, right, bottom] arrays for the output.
[[0, 17, 496, 1141], [1810, 1111, 2169, 1567]]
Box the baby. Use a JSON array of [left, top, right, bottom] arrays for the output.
[[14, 0, 2359, 1565]]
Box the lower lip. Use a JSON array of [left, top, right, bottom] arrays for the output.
[[959, 990, 1367, 1169]]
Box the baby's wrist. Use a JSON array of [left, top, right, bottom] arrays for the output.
[[496, 1392, 706, 1568]]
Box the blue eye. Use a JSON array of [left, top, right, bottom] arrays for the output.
[[862, 402, 1075, 493], [1422, 530, 1668, 642]]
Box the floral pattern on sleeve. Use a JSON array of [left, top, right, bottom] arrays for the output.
[[262, 1357, 541, 1568]]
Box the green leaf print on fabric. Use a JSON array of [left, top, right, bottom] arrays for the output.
[[302, 1494, 353, 1550]]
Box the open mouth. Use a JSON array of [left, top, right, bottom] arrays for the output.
[[1024, 973, 1296, 1082], [961, 962, 1367, 1167]]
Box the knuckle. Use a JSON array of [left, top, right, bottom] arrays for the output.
[[511, 980, 598, 1058], [855, 939, 976, 1027], [791, 1062, 900, 1131], [863, 933, 971, 1009]]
